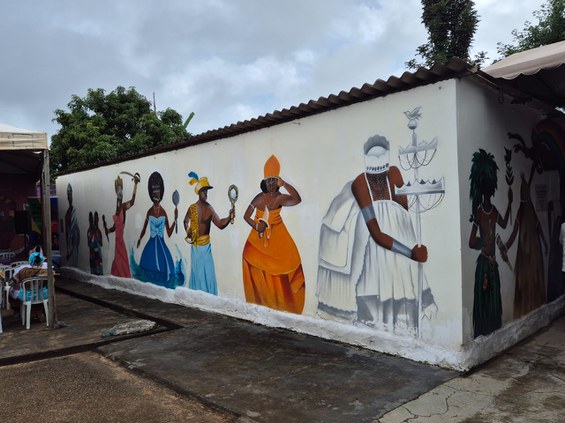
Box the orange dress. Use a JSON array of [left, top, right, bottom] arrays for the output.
[[242, 207, 305, 314]]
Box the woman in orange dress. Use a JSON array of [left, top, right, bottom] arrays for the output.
[[242, 155, 305, 314]]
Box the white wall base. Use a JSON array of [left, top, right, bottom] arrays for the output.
[[61, 267, 565, 371]]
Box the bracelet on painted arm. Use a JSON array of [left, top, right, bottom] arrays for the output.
[[391, 239, 412, 259], [361, 205, 376, 222]]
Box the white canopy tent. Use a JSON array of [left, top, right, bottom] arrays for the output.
[[0, 124, 55, 327], [0, 124, 49, 150], [483, 40, 565, 108]]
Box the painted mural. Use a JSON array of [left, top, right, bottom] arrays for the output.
[[64, 183, 80, 266], [241, 155, 305, 314], [504, 143, 547, 318], [317, 108, 442, 337], [468, 118, 565, 338], [53, 74, 565, 370], [468, 149, 513, 338], [183, 172, 235, 295], [132, 171, 184, 288], [507, 120, 565, 303], [103, 172, 140, 278], [87, 211, 103, 275]]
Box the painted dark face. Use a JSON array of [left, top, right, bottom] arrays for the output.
[[199, 188, 209, 200], [147, 172, 165, 203], [151, 186, 161, 202], [484, 186, 495, 199], [116, 186, 123, 202], [265, 177, 278, 193]]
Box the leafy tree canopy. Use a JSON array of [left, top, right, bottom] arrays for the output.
[[497, 0, 565, 58], [50, 86, 190, 179], [406, 0, 487, 70]]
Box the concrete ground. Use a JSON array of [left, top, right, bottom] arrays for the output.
[[378, 316, 565, 423], [0, 352, 238, 423], [1, 277, 564, 422]]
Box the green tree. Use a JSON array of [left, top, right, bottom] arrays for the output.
[[406, 0, 486, 70], [497, 0, 565, 58], [50, 86, 190, 179]]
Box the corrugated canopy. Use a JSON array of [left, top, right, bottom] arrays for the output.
[[483, 40, 565, 107]]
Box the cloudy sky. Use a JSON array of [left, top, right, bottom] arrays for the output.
[[0, 0, 543, 138]]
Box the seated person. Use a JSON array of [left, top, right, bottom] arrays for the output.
[[9, 247, 50, 317], [26, 245, 48, 262]]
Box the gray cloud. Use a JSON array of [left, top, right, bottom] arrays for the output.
[[0, 0, 540, 137]]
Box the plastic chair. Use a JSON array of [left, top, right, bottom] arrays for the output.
[[0, 252, 15, 263], [1, 264, 12, 311], [19, 277, 49, 330], [10, 261, 29, 269], [7, 263, 28, 312]]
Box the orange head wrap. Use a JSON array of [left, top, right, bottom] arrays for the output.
[[263, 155, 280, 180]]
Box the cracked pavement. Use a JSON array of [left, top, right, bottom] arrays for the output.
[[1, 277, 563, 422], [378, 315, 565, 423]]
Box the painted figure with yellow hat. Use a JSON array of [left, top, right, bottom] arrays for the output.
[[242, 155, 305, 314], [184, 171, 235, 295]]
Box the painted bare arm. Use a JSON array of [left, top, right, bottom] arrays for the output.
[[497, 188, 513, 229], [468, 220, 482, 250], [352, 174, 427, 262], [365, 214, 427, 262], [505, 208, 521, 250], [244, 198, 266, 234], [137, 211, 149, 248], [123, 176, 140, 210], [102, 215, 113, 244], [165, 209, 177, 237], [389, 167, 408, 210], [183, 207, 191, 238], [278, 178, 301, 206], [212, 206, 233, 230]]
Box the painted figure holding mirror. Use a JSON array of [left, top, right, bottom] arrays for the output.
[[184, 171, 235, 295]]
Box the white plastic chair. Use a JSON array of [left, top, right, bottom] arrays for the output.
[[0, 252, 15, 264], [1, 264, 12, 311], [8, 263, 28, 311], [10, 260, 29, 269], [19, 277, 49, 330]]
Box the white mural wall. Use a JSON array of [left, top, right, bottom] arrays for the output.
[[456, 77, 565, 353], [57, 76, 565, 369]]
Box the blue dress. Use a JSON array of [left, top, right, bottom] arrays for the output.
[[139, 216, 175, 286], [189, 243, 218, 295]]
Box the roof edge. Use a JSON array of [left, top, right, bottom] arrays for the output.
[[58, 58, 477, 176]]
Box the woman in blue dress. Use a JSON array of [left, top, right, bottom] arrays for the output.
[[136, 172, 179, 287]]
